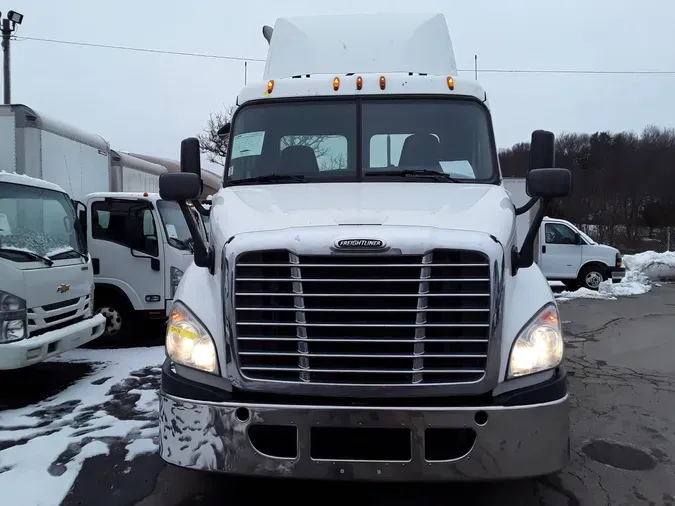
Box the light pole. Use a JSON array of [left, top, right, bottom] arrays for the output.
[[1, 10, 24, 104]]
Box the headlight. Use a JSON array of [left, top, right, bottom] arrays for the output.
[[507, 303, 563, 379], [170, 267, 184, 299], [0, 290, 27, 343], [166, 301, 218, 374]]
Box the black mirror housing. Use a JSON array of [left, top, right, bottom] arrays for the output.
[[159, 172, 202, 201], [217, 122, 231, 139], [180, 137, 202, 176], [526, 168, 571, 199], [529, 130, 555, 170]]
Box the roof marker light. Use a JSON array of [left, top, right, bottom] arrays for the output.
[[333, 77, 340, 91], [356, 76, 363, 90], [447, 76, 455, 90], [379, 76, 386, 90], [267, 80, 274, 94]]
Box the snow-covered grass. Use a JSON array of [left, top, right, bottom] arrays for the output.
[[0, 347, 165, 506], [554, 250, 675, 302]]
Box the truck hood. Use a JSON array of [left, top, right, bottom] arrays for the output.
[[0, 258, 93, 309], [210, 182, 517, 246]]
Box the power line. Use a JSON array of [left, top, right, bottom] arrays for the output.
[[14, 35, 675, 75]]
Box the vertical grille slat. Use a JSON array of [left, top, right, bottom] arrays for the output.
[[235, 249, 491, 385]]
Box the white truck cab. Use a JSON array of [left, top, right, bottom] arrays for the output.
[[0, 172, 105, 369], [155, 13, 573, 482], [539, 216, 625, 290], [79, 192, 195, 340]]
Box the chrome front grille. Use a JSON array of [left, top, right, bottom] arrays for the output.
[[234, 249, 491, 385]]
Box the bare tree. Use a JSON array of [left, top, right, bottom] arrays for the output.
[[196, 105, 236, 167]]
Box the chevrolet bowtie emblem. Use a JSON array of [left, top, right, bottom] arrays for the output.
[[57, 284, 70, 294]]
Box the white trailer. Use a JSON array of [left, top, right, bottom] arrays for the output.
[[503, 177, 625, 289]]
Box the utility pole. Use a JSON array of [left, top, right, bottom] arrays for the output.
[[1, 10, 24, 104]]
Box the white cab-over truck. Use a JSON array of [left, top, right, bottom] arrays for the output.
[[0, 104, 197, 341], [0, 172, 105, 369], [80, 150, 198, 340], [156, 13, 572, 481], [503, 177, 625, 290]]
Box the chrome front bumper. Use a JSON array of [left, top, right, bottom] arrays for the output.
[[159, 390, 570, 481]]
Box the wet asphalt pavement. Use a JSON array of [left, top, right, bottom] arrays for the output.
[[6, 287, 675, 506]]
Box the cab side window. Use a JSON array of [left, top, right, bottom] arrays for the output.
[[545, 223, 577, 245], [91, 201, 159, 256]]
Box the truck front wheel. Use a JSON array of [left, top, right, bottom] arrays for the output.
[[95, 292, 135, 343], [578, 264, 607, 291]]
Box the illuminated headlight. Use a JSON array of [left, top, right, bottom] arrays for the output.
[[166, 301, 218, 374], [0, 290, 27, 343], [507, 303, 563, 379], [170, 267, 184, 299]]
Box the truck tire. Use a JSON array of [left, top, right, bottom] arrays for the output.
[[562, 280, 579, 291], [95, 292, 136, 345], [577, 264, 607, 291]]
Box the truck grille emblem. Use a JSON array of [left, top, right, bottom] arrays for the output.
[[57, 284, 70, 294], [334, 238, 386, 250]]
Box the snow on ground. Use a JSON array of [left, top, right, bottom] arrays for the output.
[[0, 347, 165, 506], [554, 251, 675, 302]]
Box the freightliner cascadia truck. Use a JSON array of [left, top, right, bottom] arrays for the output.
[[155, 13, 572, 481]]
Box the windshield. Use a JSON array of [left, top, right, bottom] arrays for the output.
[[225, 98, 497, 184], [0, 181, 84, 262], [157, 200, 193, 251]]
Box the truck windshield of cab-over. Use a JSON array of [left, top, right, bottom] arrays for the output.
[[157, 200, 194, 251], [0, 181, 85, 262], [225, 98, 498, 184]]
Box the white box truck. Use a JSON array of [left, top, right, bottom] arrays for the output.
[[0, 171, 106, 369], [1, 104, 198, 341], [503, 177, 625, 290], [159, 13, 572, 481]]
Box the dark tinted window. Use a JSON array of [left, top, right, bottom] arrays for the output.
[[545, 223, 577, 245], [362, 100, 496, 180], [92, 200, 159, 256]]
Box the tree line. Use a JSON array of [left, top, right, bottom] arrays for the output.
[[499, 126, 675, 252], [198, 109, 675, 251]]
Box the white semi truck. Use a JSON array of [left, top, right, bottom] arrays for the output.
[[503, 177, 625, 290], [0, 104, 197, 341], [157, 13, 572, 481]]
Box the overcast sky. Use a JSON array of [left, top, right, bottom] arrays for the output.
[[5, 0, 674, 175]]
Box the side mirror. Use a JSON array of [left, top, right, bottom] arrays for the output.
[[574, 233, 582, 245], [526, 168, 571, 199], [217, 122, 231, 140], [159, 172, 202, 202], [529, 130, 555, 171], [180, 137, 202, 176]]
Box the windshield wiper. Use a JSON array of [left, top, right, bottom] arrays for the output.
[[171, 237, 194, 253], [364, 169, 461, 183], [47, 247, 88, 260], [0, 247, 54, 266], [226, 174, 307, 186]]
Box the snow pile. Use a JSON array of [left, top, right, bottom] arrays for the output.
[[555, 251, 675, 302], [623, 250, 675, 282], [0, 347, 164, 506]]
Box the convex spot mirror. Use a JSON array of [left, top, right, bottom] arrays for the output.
[[159, 172, 202, 202], [526, 168, 572, 199]]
